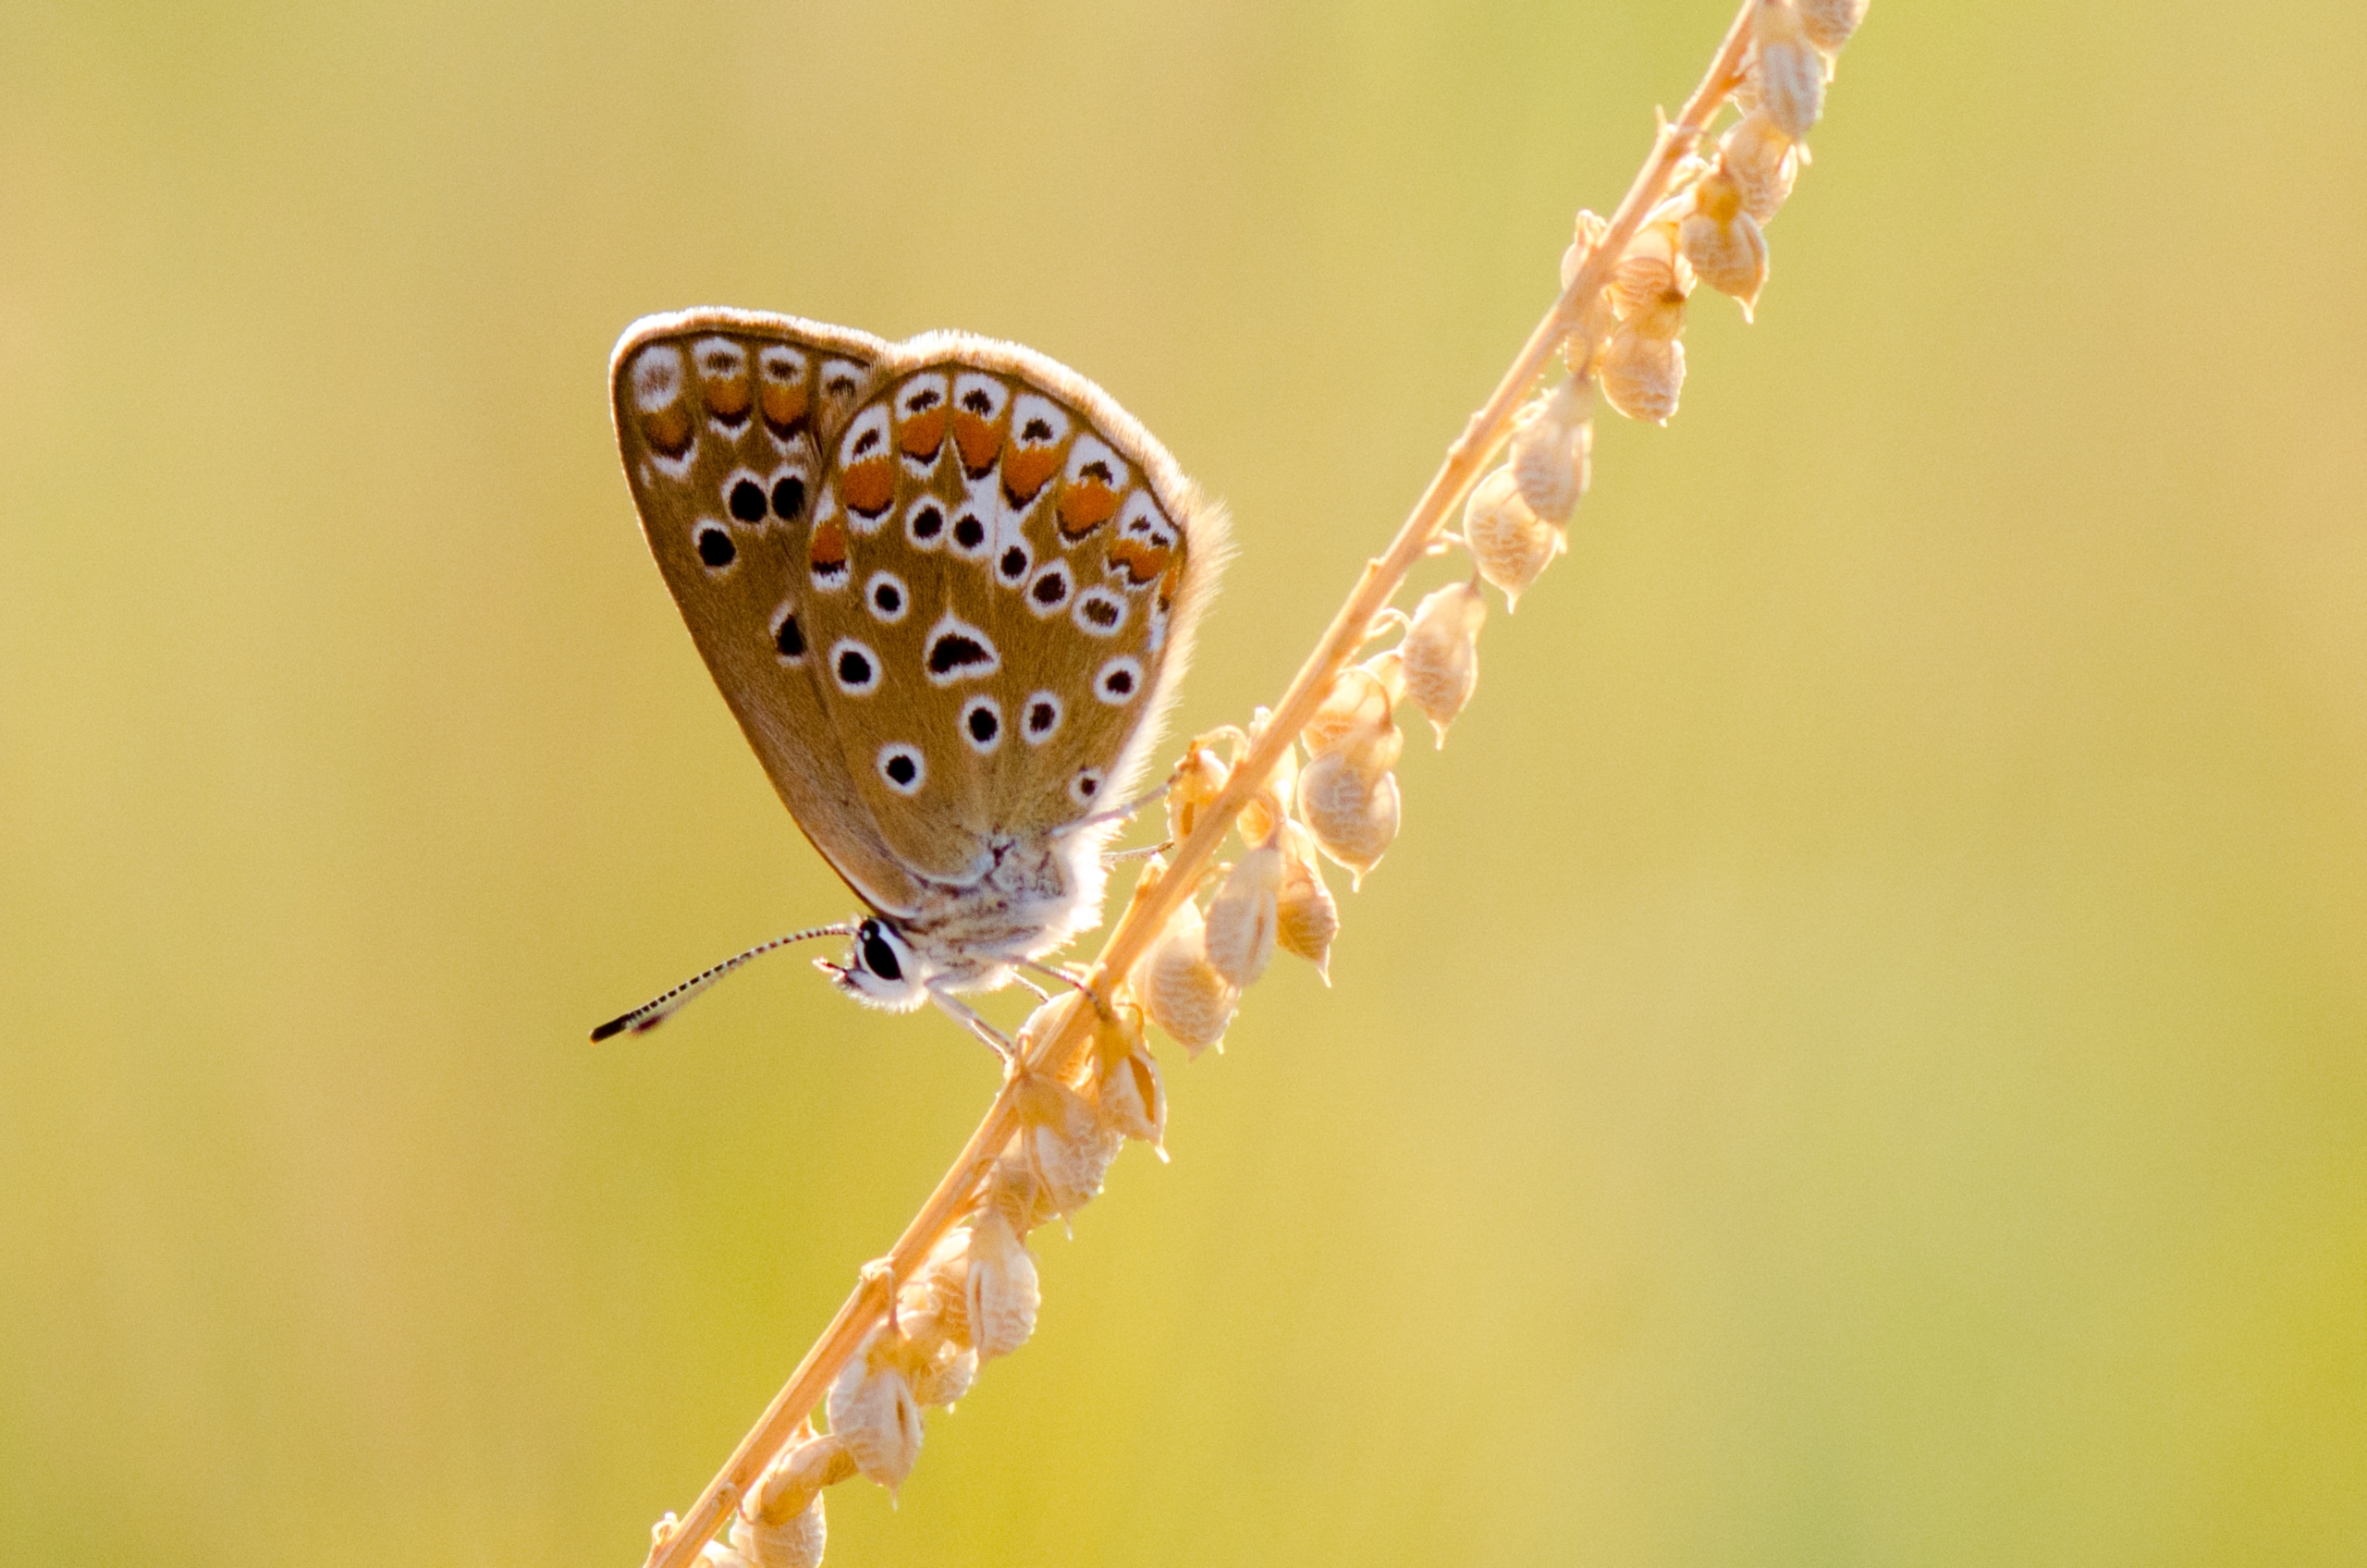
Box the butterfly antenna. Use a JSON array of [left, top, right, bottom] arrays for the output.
[[590, 924, 853, 1042]]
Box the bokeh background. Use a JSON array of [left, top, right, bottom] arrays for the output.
[[4, 3, 2362, 1564]]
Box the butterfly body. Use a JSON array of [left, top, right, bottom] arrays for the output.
[[607, 309, 1224, 1039]]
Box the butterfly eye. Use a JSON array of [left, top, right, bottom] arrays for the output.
[[857, 920, 903, 982]]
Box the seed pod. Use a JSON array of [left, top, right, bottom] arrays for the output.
[[746, 1432, 857, 1530], [1677, 170, 1770, 318], [1402, 581, 1487, 745], [728, 1490, 828, 1568], [1462, 465, 1564, 609], [1136, 896, 1239, 1056], [1609, 219, 1692, 319], [963, 1207, 1040, 1361], [1274, 819, 1341, 979], [897, 1226, 974, 1349], [1204, 844, 1282, 988], [1797, 0, 1867, 53], [1752, 1, 1825, 140], [1015, 1071, 1122, 1213], [1167, 734, 1232, 846], [1294, 749, 1401, 888], [827, 1331, 924, 1491], [1301, 664, 1404, 769], [1091, 1032, 1168, 1153], [1509, 376, 1594, 523], [1559, 208, 1610, 292], [1235, 709, 1300, 847], [909, 1339, 977, 1410], [1600, 300, 1686, 424], [1718, 109, 1800, 225]]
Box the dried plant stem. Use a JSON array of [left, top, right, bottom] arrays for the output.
[[644, 6, 1760, 1562]]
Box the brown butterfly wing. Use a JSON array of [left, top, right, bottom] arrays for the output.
[[792, 333, 1227, 881], [609, 310, 924, 917]]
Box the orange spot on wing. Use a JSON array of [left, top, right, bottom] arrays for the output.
[[952, 410, 1005, 476], [1107, 534, 1171, 587], [705, 371, 752, 425], [1058, 480, 1120, 542], [643, 404, 693, 458], [898, 406, 947, 461], [1001, 444, 1061, 507], [1159, 547, 1185, 609], [761, 381, 809, 438], [840, 458, 894, 519], [810, 515, 848, 574]]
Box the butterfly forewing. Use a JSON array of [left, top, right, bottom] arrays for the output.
[[610, 311, 924, 916]]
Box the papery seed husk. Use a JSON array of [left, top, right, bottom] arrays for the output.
[[1752, 4, 1825, 139], [1600, 316, 1686, 424], [1609, 220, 1691, 319], [899, 1228, 973, 1347], [748, 1433, 857, 1529], [1235, 713, 1300, 847], [1302, 665, 1399, 762], [1677, 174, 1770, 318], [1294, 750, 1401, 888], [1402, 581, 1487, 744], [911, 1340, 977, 1410], [1797, 0, 1867, 53], [1136, 898, 1239, 1056], [1462, 465, 1564, 609], [1167, 737, 1231, 845], [827, 1337, 924, 1491], [1274, 819, 1340, 979], [1509, 377, 1594, 524], [1559, 208, 1609, 290], [1094, 1039, 1168, 1149], [1029, 1104, 1123, 1214], [963, 1208, 1040, 1361], [1204, 845, 1282, 988], [1719, 109, 1799, 225], [727, 1498, 827, 1568]]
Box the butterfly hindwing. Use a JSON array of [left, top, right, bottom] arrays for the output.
[[614, 312, 1227, 903]]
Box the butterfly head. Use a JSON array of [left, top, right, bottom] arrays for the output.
[[820, 917, 932, 1011]]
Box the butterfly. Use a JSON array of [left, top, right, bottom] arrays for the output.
[[593, 309, 1225, 1051]]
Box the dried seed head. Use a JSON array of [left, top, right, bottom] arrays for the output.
[[1087, 992, 1148, 1074], [1294, 748, 1402, 888], [1166, 734, 1232, 847], [1509, 376, 1594, 524], [1402, 581, 1487, 745], [897, 1227, 974, 1350], [1462, 465, 1565, 609], [1090, 1030, 1168, 1153], [1797, 0, 1867, 53], [1719, 108, 1800, 224], [1302, 664, 1404, 772], [1677, 170, 1770, 318], [909, 1338, 977, 1411], [1015, 1070, 1123, 1213], [729, 1488, 829, 1568], [1610, 220, 1693, 320], [1136, 895, 1240, 1056], [963, 1207, 1040, 1361], [1752, 1, 1826, 140], [827, 1330, 925, 1492], [1559, 208, 1610, 292], [1600, 310, 1687, 424], [1273, 820, 1341, 979], [1204, 844, 1282, 988], [1235, 708, 1300, 847], [746, 1432, 857, 1532]]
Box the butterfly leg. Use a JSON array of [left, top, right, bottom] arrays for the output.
[[1102, 841, 1171, 864], [928, 989, 1016, 1060], [1053, 781, 1172, 838]]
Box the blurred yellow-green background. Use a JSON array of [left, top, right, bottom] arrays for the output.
[[4, 3, 2362, 1563]]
